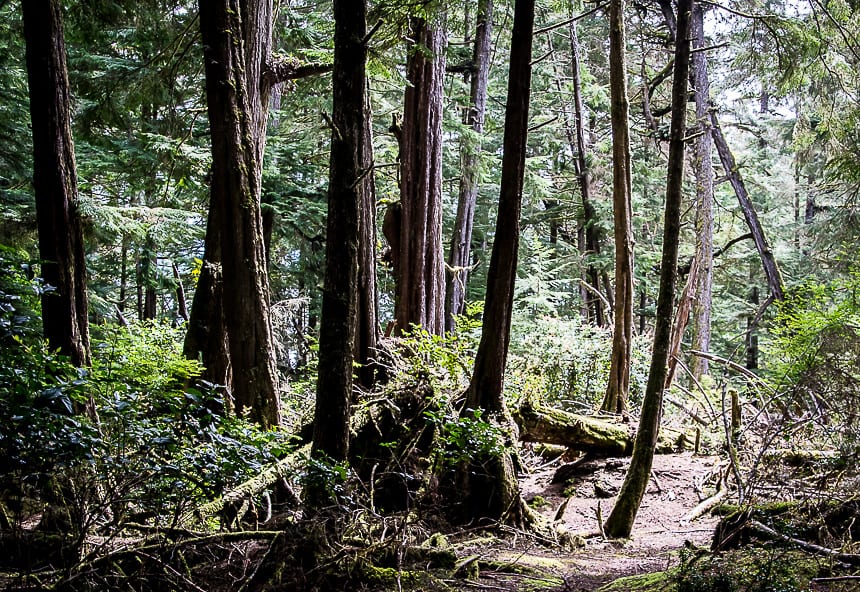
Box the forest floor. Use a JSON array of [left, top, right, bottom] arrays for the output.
[[469, 451, 723, 591]]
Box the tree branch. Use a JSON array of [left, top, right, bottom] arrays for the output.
[[264, 58, 333, 86]]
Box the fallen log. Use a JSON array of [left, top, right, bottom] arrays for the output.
[[514, 402, 633, 455], [514, 401, 690, 455]]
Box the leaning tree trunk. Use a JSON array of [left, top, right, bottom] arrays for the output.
[[689, 3, 714, 380], [395, 17, 447, 336], [601, 0, 634, 417], [22, 0, 91, 369], [197, 0, 281, 428], [710, 110, 785, 303], [446, 0, 493, 333], [311, 0, 367, 484], [604, 0, 692, 539], [458, 0, 535, 528]]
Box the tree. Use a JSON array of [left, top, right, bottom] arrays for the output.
[[458, 0, 535, 527], [689, 2, 714, 380], [445, 0, 493, 333], [22, 0, 91, 369], [601, 0, 634, 416], [391, 15, 446, 336], [570, 14, 607, 328], [355, 89, 379, 389], [710, 110, 785, 305], [604, 0, 692, 539], [311, 0, 367, 467], [195, 0, 282, 428]]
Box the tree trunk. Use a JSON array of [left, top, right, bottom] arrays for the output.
[[197, 0, 281, 428], [311, 0, 367, 475], [746, 264, 759, 370], [604, 0, 692, 539], [141, 236, 157, 321], [395, 17, 446, 336], [568, 17, 605, 327], [601, 0, 634, 417], [445, 0, 492, 333], [710, 111, 785, 302], [689, 3, 713, 380], [459, 0, 535, 528], [354, 87, 379, 389], [22, 0, 91, 369], [172, 261, 189, 322], [183, 203, 232, 396]]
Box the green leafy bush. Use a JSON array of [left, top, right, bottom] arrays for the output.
[[765, 272, 860, 460]]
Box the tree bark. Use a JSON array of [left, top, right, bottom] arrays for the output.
[[311, 0, 367, 473], [197, 0, 281, 428], [22, 0, 91, 369], [568, 17, 605, 327], [689, 3, 714, 380], [354, 87, 379, 389], [515, 401, 632, 455], [395, 17, 446, 336], [184, 203, 232, 396], [604, 0, 692, 539], [459, 0, 535, 527], [602, 0, 634, 416], [445, 0, 493, 333], [710, 111, 785, 302]]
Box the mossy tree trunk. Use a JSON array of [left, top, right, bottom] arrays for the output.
[[604, 0, 692, 539], [690, 2, 714, 380], [601, 0, 634, 417]]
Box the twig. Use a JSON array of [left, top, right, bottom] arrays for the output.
[[749, 520, 860, 566], [533, 2, 607, 36], [665, 393, 710, 426]]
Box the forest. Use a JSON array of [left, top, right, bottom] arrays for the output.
[[1, 0, 859, 590]]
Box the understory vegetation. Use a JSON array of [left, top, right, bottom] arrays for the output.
[[3, 244, 860, 590]]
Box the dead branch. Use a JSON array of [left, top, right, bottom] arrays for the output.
[[749, 520, 860, 566]]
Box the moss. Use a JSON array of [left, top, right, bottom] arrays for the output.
[[528, 495, 550, 509], [359, 563, 426, 588], [598, 570, 675, 592]]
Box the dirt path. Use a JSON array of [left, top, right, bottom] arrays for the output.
[[520, 452, 723, 591]]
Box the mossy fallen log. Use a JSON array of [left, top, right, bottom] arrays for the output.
[[514, 401, 633, 455], [514, 401, 689, 455]]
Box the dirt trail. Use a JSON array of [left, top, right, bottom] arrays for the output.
[[520, 452, 723, 591]]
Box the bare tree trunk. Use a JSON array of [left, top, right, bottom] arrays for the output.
[[355, 87, 379, 389], [604, 0, 692, 539], [459, 0, 535, 527], [446, 0, 492, 333], [710, 111, 785, 302], [311, 0, 367, 476], [569, 17, 605, 327], [395, 17, 446, 336], [689, 3, 713, 380], [22, 0, 91, 369], [141, 235, 157, 321], [184, 203, 232, 397], [197, 0, 281, 428], [172, 261, 189, 322], [602, 0, 634, 416]]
